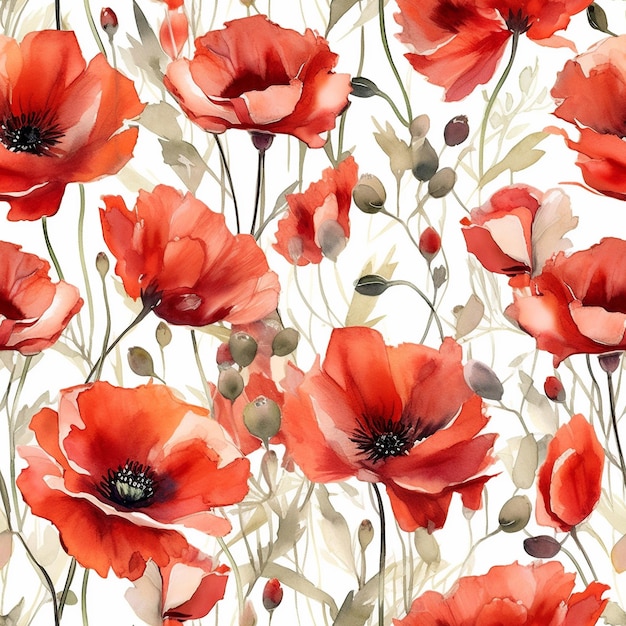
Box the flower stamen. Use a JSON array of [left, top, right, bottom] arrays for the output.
[[99, 460, 157, 507], [350, 416, 417, 463], [0, 112, 63, 156]]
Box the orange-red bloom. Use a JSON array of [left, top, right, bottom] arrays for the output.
[[164, 15, 352, 148], [461, 184, 577, 279], [505, 238, 626, 365], [160, 8, 189, 59], [0, 30, 144, 221], [100, 185, 280, 327], [394, 0, 592, 102], [280, 327, 496, 531], [551, 35, 626, 199], [0, 241, 82, 354], [17, 382, 250, 580], [393, 561, 608, 626], [536, 413, 604, 532], [273, 156, 358, 265]]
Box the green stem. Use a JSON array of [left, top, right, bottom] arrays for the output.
[[251, 149, 265, 235], [55, 0, 61, 29], [418, 280, 439, 344], [217, 536, 244, 615], [81, 568, 90, 626], [479, 31, 519, 183], [380, 209, 420, 250], [0, 470, 12, 532], [77, 185, 95, 358], [607, 370, 626, 487], [377, 90, 409, 128], [42, 217, 64, 281], [372, 483, 386, 626], [387, 280, 444, 341], [93, 268, 113, 382], [214, 134, 241, 234], [190, 330, 213, 410], [570, 526, 598, 581], [83, 0, 106, 56], [58, 557, 77, 618]]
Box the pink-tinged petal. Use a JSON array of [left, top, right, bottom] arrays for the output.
[[562, 583, 609, 626], [569, 302, 626, 345]]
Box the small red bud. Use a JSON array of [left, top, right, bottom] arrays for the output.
[[216, 342, 234, 369], [418, 227, 441, 262], [544, 376, 565, 403], [100, 8, 118, 36], [262, 578, 283, 612]]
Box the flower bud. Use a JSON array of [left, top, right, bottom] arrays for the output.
[[250, 132, 274, 154], [100, 7, 119, 37], [427, 167, 457, 198], [218, 368, 244, 401], [127, 347, 156, 378], [155, 321, 172, 348], [243, 396, 281, 444], [261, 449, 278, 491], [498, 495, 532, 533], [272, 328, 300, 357], [318, 220, 347, 262], [464, 360, 504, 401], [352, 174, 386, 214], [229, 332, 258, 368], [418, 227, 441, 263], [95, 252, 109, 277], [587, 3, 611, 35], [409, 114, 430, 140], [523, 535, 561, 558], [350, 77, 379, 98], [216, 342, 234, 369], [599, 351, 622, 374], [239, 600, 257, 626], [411, 139, 439, 182], [262, 578, 283, 612], [358, 519, 374, 551], [544, 375, 565, 403], [354, 274, 390, 297], [413, 527, 440, 565], [443, 115, 469, 146]]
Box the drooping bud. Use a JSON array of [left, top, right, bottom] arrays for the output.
[[358, 519, 374, 551], [95, 252, 109, 278], [599, 351, 622, 374], [350, 77, 379, 98], [443, 115, 469, 146], [243, 396, 282, 444], [428, 167, 457, 198], [272, 328, 300, 357], [261, 449, 278, 492], [498, 495, 532, 533], [128, 347, 156, 378], [155, 321, 172, 349], [262, 579, 283, 612], [318, 220, 347, 262], [217, 368, 244, 401], [354, 274, 390, 297], [587, 3, 612, 35], [464, 360, 504, 401], [352, 174, 386, 214], [544, 375, 565, 403], [418, 227, 441, 263], [229, 332, 258, 368], [250, 132, 275, 154], [523, 535, 561, 558], [100, 7, 119, 37], [413, 527, 440, 565], [411, 139, 439, 182], [409, 114, 430, 140]]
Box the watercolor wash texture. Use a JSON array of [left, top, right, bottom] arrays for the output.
[[3, 0, 626, 625]]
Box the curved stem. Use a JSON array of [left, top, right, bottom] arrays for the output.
[[83, 0, 106, 56], [479, 30, 519, 183], [42, 217, 64, 281], [190, 330, 213, 410], [58, 557, 77, 618], [77, 185, 95, 358], [560, 543, 589, 586], [81, 568, 90, 626], [251, 149, 265, 235], [214, 134, 241, 234], [607, 370, 626, 487], [93, 269, 113, 382], [377, 90, 409, 128], [217, 536, 244, 615], [570, 526, 598, 581], [388, 280, 444, 341], [372, 483, 386, 626], [380, 209, 420, 250]]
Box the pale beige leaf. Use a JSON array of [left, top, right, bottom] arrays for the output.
[[455, 294, 484, 338]]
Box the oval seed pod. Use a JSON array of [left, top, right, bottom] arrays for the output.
[[229, 332, 258, 368], [498, 495, 532, 533], [352, 174, 386, 214], [272, 328, 300, 356], [217, 368, 244, 401], [243, 396, 282, 444]]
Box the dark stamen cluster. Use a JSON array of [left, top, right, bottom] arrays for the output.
[[0, 112, 63, 156], [99, 460, 157, 507], [505, 8, 532, 34], [350, 416, 417, 463]]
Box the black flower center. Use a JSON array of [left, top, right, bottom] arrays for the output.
[[99, 460, 157, 507], [0, 112, 63, 156], [350, 416, 417, 463], [505, 8, 532, 34]]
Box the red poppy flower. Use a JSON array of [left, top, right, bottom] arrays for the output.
[[160, 8, 189, 60], [551, 35, 626, 200], [125, 547, 229, 625], [461, 184, 577, 279], [17, 382, 250, 580], [0, 241, 82, 354], [393, 561, 608, 626], [0, 30, 144, 221], [394, 0, 592, 102], [164, 15, 352, 148], [536, 413, 604, 532], [273, 156, 358, 265], [100, 184, 280, 327], [280, 327, 496, 531], [505, 238, 626, 365]]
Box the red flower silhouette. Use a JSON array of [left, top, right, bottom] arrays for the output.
[[551, 35, 626, 199], [393, 561, 608, 626], [273, 156, 358, 265], [461, 184, 577, 279], [394, 0, 592, 101], [17, 382, 250, 580], [0, 30, 144, 221], [280, 327, 496, 531], [505, 238, 626, 365], [160, 7, 189, 60], [0, 241, 82, 354], [100, 185, 280, 326], [164, 15, 352, 148], [536, 414, 604, 532]]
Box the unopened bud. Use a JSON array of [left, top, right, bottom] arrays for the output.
[[96, 252, 109, 277], [412, 139, 439, 182], [358, 519, 374, 551], [498, 495, 532, 533], [350, 77, 379, 98], [428, 167, 457, 198], [464, 360, 504, 401], [352, 174, 386, 214], [544, 376, 565, 403], [128, 346, 156, 377], [587, 3, 611, 34], [229, 332, 258, 368], [272, 328, 300, 357], [599, 351, 622, 374], [418, 227, 441, 262], [318, 220, 347, 262], [413, 527, 440, 565], [262, 578, 283, 612], [354, 274, 390, 297], [243, 396, 281, 444], [250, 132, 274, 154], [216, 342, 234, 369], [155, 321, 172, 348], [218, 368, 244, 401], [409, 114, 430, 140], [444, 115, 469, 146], [100, 7, 118, 36], [261, 449, 278, 491], [523, 535, 561, 558]]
